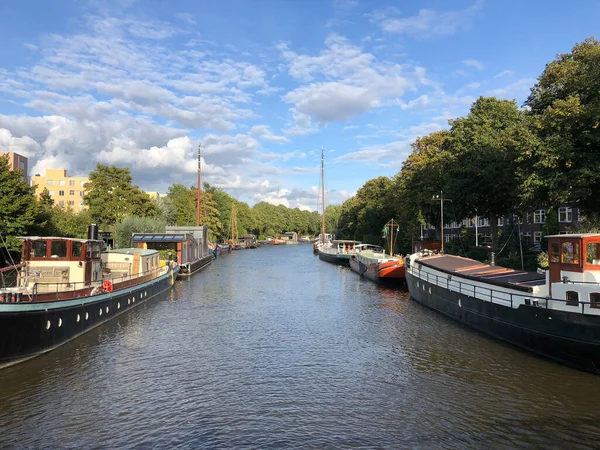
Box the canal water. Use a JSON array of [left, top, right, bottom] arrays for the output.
[[1, 244, 600, 449]]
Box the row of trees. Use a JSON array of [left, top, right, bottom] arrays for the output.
[[332, 37, 600, 264], [0, 158, 331, 251]]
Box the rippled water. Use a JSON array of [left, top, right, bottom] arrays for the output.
[[1, 244, 600, 449]]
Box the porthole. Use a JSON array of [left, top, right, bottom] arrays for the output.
[[429, 287, 432, 294], [128, 299, 131, 305], [132, 297, 135, 303], [85, 312, 89, 320], [77, 314, 80, 323], [58, 318, 62, 327], [46, 320, 51, 330], [99, 309, 102, 316], [144, 291, 147, 297], [106, 306, 109, 313], [417, 281, 420, 287], [117, 302, 121, 309]]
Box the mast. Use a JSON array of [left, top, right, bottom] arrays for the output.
[[320, 146, 325, 241], [230, 205, 235, 242], [196, 142, 202, 227], [385, 219, 397, 256]]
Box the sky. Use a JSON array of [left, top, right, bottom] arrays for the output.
[[0, 0, 598, 211]]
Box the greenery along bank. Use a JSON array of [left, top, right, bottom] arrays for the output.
[[0, 159, 336, 253], [333, 37, 600, 268]]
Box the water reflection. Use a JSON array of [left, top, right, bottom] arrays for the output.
[[1, 244, 600, 448]]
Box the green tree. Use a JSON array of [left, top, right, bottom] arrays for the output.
[[115, 215, 167, 249], [167, 184, 196, 226], [84, 164, 159, 229], [445, 97, 534, 250], [0, 155, 38, 242], [523, 37, 600, 214]]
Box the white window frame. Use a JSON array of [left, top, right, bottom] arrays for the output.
[[558, 207, 572, 223], [533, 231, 542, 243], [533, 209, 545, 224]]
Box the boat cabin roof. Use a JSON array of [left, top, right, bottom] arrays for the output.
[[355, 244, 384, 251], [132, 233, 187, 243], [333, 240, 361, 244], [108, 247, 157, 256], [19, 236, 102, 243], [546, 233, 600, 239]]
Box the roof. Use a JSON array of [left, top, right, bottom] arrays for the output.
[[18, 236, 101, 243], [108, 248, 158, 256], [333, 240, 361, 243], [545, 233, 600, 239], [132, 233, 186, 242]]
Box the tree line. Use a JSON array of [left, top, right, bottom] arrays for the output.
[[332, 37, 600, 267]]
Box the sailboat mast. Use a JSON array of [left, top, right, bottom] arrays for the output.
[[320, 147, 325, 241], [197, 142, 202, 226], [390, 219, 394, 256], [230, 205, 235, 242]]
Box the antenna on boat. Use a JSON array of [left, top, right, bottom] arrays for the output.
[[384, 219, 399, 256], [197, 142, 202, 227]]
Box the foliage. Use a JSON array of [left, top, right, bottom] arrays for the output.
[[84, 164, 159, 229], [522, 38, 600, 214], [0, 155, 39, 244], [115, 215, 167, 249]]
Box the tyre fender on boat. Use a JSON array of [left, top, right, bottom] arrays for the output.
[[170, 267, 175, 285]]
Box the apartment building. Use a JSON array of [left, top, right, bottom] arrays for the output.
[[31, 169, 89, 213], [425, 206, 584, 248], [1, 152, 28, 183]]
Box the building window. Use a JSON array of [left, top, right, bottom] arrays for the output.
[[590, 293, 600, 309], [498, 217, 504, 226], [69, 190, 75, 195], [526, 212, 531, 224], [68, 201, 74, 206], [59, 180, 65, 186], [19, 161, 25, 171], [69, 180, 75, 186], [478, 217, 489, 227], [558, 207, 572, 223], [47, 180, 54, 186], [58, 190, 65, 196], [49, 190, 54, 196], [533, 231, 542, 243], [58, 200, 64, 206], [566, 291, 579, 307], [534, 209, 545, 224], [79, 191, 85, 196]]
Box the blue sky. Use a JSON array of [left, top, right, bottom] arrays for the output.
[[0, 0, 598, 210]]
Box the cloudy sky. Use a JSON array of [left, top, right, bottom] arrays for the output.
[[0, 0, 598, 210]]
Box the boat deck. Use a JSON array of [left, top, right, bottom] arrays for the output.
[[417, 254, 545, 292]]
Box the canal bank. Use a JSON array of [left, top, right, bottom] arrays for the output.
[[1, 244, 599, 448]]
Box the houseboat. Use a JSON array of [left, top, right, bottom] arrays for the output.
[[0, 226, 179, 369], [318, 239, 361, 266], [406, 233, 600, 374], [131, 225, 212, 277], [350, 244, 405, 283]]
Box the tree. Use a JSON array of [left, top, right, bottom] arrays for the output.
[[115, 216, 167, 249], [0, 155, 38, 241], [522, 37, 600, 214], [84, 164, 159, 229], [444, 97, 534, 250]]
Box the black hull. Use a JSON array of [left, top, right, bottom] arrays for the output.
[[406, 271, 600, 374], [0, 267, 178, 369], [318, 250, 351, 266], [179, 255, 213, 277]]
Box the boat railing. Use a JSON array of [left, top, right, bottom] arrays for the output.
[[20, 265, 168, 303], [413, 265, 600, 315]]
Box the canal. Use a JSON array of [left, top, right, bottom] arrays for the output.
[[1, 244, 600, 448]]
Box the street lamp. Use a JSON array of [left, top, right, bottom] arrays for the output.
[[432, 191, 452, 254]]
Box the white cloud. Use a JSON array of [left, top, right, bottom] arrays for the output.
[[279, 34, 429, 130], [249, 125, 290, 143], [372, 1, 483, 37], [485, 78, 535, 99], [494, 70, 513, 79], [463, 59, 484, 71]]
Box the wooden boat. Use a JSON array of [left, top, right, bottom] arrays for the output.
[[350, 244, 405, 283], [406, 233, 600, 374], [0, 228, 179, 369]]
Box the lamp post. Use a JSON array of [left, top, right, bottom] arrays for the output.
[[432, 191, 451, 254]]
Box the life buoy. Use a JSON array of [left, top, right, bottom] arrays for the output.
[[103, 279, 113, 293]]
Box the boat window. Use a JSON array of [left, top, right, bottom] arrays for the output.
[[32, 241, 47, 258], [590, 293, 600, 309], [566, 291, 579, 307], [550, 242, 560, 263], [50, 241, 67, 258], [92, 243, 101, 259], [586, 243, 600, 265], [561, 241, 579, 264], [72, 241, 82, 258]]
